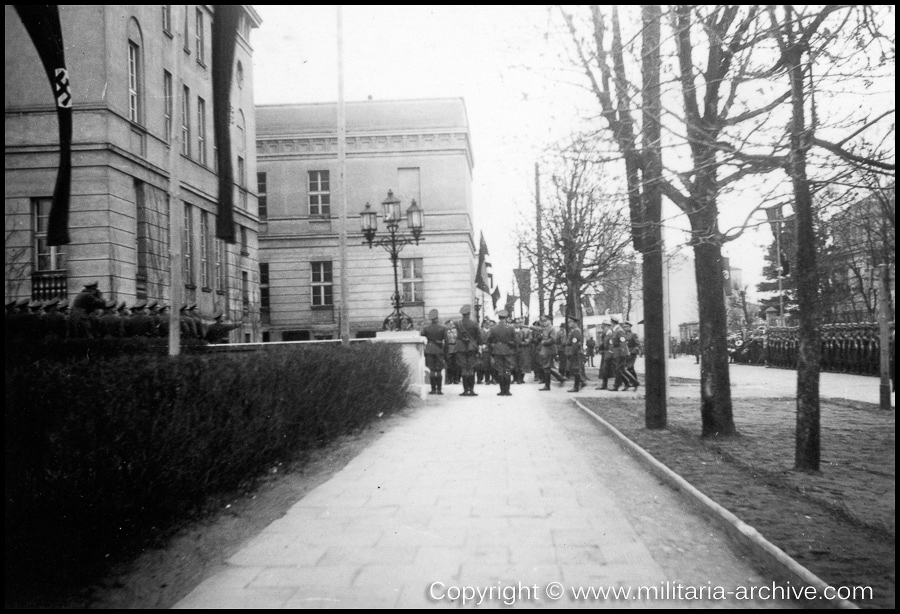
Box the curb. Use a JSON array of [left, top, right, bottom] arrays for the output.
[[572, 399, 859, 610]]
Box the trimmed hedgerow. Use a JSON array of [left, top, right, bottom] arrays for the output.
[[5, 342, 408, 604]]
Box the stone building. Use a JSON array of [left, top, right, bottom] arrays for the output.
[[256, 98, 477, 340], [5, 5, 262, 342]]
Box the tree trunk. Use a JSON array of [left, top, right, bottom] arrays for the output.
[[692, 239, 736, 437], [785, 38, 821, 472]]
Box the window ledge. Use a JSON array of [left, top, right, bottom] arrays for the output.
[[311, 305, 334, 311], [201, 286, 212, 293], [185, 283, 197, 290]]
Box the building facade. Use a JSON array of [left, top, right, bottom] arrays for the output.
[[256, 98, 477, 340], [5, 5, 263, 342]]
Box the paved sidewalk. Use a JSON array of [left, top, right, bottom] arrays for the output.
[[174, 376, 797, 609]]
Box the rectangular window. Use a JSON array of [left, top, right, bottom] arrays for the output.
[[33, 198, 67, 271], [257, 172, 267, 220], [181, 85, 191, 157], [308, 170, 330, 216], [239, 225, 249, 255], [162, 5, 172, 33], [199, 210, 210, 288], [259, 262, 270, 312], [163, 71, 173, 141], [241, 270, 250, 316], [197, 96, 206, 165], [311, 261, 333, 307], [238, 155, 247, 208], [183, 203, 194, 286], [195, 8, 205, 64], [401, 257, 423, 304], [215, 237, 226, 292], [183, 5, 190, 52], [128, 42, 140, 123]]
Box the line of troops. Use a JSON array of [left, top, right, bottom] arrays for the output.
[[421, 305, 643, 397], [728, 323, 894, 377], [6, 282, 239, 345]]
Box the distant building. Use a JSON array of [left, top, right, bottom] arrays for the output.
[[255, 98, 477, 340], [5, 6, 263, 342]]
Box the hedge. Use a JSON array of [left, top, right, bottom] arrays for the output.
[[5, 342, 409, 604]]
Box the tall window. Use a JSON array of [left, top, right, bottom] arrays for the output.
[[401, 258, 423, 304], [257, 172, 267, 220], [181, 85, 190, 156], [163, 71, 173, 141], [33, 198, 67, 271], [183, 5, 190, 52], [194, 8, 205, 64], [183, 203, 194, 286], [308, 170, 330, 216], [239, 225, 249, 255], [128, 41, 141, 123], [199, 210, 210, 288], [311, 261, 333, 307], [215, 238, 226, 292], [259, 262, 270, 312], [241, 271, 250, 316], [162, 5, 172, 33], [197, 96, 206, 165]]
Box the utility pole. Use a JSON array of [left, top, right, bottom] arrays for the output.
[[167, 7, 184, 356], [336, 6, 350, 345]]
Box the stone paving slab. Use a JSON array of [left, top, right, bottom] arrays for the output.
[[174, 379, 796, 609]]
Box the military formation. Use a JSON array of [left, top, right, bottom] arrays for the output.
[[726, 323, 892, 377], [6, 282, 239, 345], [421, 304, 625, 397]]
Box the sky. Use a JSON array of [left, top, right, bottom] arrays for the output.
[[249, 5, 893, 314]]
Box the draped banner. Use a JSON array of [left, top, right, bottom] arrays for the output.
[[504, 293, 518, 315], [491, 287, 501, 311], [475, 232, 492, 293], [212, 5, 242, 243], [15, 5, 72, 246], [513, 268, 531, 312]]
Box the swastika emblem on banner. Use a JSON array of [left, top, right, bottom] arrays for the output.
[[53, 68, 72, 108]]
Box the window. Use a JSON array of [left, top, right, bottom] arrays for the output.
[[194, 8, 205, 64], [259, 262, 270, 312], [197, 96, 206, 165], [183, 5, 190, 52], [257, 172, 267, 220], [215, 237, 226, 292], [183, 203, 194, 286], [311, 261, 333, 307], [163, 71, 173, 141], [308, 170, 330, 216], [162, 5, 172, 33], [239, 225, 249, 255], [236, 61, 244, 89], [128, 41, 141, 123], [199, 210, 210, 288], [241, 270, 249, 316], [181, 85, 190, 157], [33, 198, 67, 271], [401, 258, 423, 304]]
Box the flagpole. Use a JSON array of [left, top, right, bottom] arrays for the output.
[[336, 5, 350, 345]]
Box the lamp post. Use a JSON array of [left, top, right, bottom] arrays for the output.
[[361, 190, 424, 331]]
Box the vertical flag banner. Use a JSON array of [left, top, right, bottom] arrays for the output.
[[504, 293, 518, 315], [513, 268, 531, 312], [212, 5, 241, 242], [581, 294, 595, 316], [491, 287, 501, 311], [15, 5, 72, 246], [475, 232, 492, 293]]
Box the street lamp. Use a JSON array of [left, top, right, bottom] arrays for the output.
[[361, 189, 424, 331]]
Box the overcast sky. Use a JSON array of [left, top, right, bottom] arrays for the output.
[[250, 5, 894, 310]]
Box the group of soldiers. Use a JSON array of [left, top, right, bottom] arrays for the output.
[[6, 281, 238, 345], [726, 323, 892, 377], [421, 305, 643, 397]]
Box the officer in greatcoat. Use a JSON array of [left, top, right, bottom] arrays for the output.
[[486, 309, 517, 396], [421, 309, 449, 395], [454, 304, 483, 396], [565, 313, 584, 393], [70, 281, 106, 338], [594, 320, 614, 390]]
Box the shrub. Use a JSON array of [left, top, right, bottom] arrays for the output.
[[5, 342, 408, 604]]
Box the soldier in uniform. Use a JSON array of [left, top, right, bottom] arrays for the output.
[[556, 320, 569, 378], [610, 316, 634, 391], [155, 304, 171, 339], [454, 304, 483, 396], [623, 321, 642, 391], [125, 300, 154, 337], [98, 299, 124, 338], [421, 309, 449, 395], [205, 309, 239, 344], [538, 314, 565, 390], [180, 304, 198, 339], [585, 334, 596, 367], [486, 309, 517, 396], [514, 318, 533, 384], [565, 314, 584, 393], [41, 298, 67, 343], [70, 281, 106, 338], [444, 320, 459, 385], [594, 320, 614, 390]]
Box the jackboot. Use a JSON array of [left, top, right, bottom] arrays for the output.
[[468, 375, 478, 396], [568, 374, 582, 393], [539, 372, 551, 391], [436, 373, 444, 395]]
